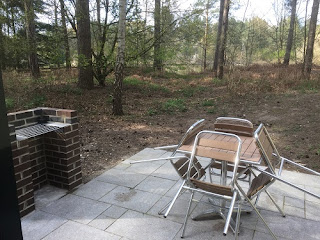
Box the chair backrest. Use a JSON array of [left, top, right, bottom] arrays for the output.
[[214, 117, 253, 137], [187, 130, 242, 187], [172, 119, 206, 155], [172, 156, 206, 180], [254, 123, 282, 174]]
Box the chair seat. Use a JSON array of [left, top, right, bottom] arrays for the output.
[[247, 168, 273, 198], [190, 178, 233, 197]]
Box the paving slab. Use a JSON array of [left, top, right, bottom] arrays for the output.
[[305, 201, 320, 221], [21, 210, 67, 240], [255, 209, 320, 239], [34, 185, 68, 209], [147, 195, 197, 223], [96, 168, 148, 188], [151, 161, 180, 181], [73, 180, 117, 200], [106, 210, 181, 240], [43, 221, 121, 240], [41, 194, 110, 224], [125, 161, 164, 175], [88, 214, 116, 230], [99, 185, 162, 213], [135, 175, 177, 195], [102, 205, 128, 219]]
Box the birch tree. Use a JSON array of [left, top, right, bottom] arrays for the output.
[[112, 0, 126, 115]]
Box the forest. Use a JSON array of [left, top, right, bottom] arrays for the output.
[[1, 0, 320, 181]]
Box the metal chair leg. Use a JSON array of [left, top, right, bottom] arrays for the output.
[[181, 191, 194, 238], [158, 180, 186, 217], [265, 190, 285, 217], [223, 191, 238, 236], [235, 200, 242, 240]]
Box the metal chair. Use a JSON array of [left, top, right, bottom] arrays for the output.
[[249, 124, 320, 203], [131, 119, 208, 218]]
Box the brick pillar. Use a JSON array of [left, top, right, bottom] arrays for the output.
[[45, 109, 82, 190], [10, 126, 35, 217]]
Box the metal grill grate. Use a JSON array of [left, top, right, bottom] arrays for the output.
[[16, 124, 62, 139]]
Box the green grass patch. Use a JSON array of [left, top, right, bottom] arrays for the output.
[[5, 98, 15, 110], [58, 85, 83, 95], [146, 108, 159, 116], [162, 99, 187, 113], [206, 107, 216, 114], [25, 95, 47, 108], [296, 80, 319, 93], [202, 99, 215, 107], [123, 77, 145, 86], [212, 77, 227, 87]]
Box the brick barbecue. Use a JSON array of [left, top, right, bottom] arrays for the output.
[[7, 107, 82, 217]]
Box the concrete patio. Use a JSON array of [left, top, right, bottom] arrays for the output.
[[21, 148, 320, 240]]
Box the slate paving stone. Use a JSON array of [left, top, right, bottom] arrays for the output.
[[34, 185, 68, 209], [100, 185, 162, 213], [41, 194, 110, 224], [106, 210, 181, 240], [96, 168, 148, 188], [102, 205, 128, 219], [21, 210, 67, 240], [43, 221, 121, 240], [135, 175, 177, 195], [73, 180, 117, 200], [256, 209, 320, 240], [88, 214, 116, 230], [151, 161, 180, 181]]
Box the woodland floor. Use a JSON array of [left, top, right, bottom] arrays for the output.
[[3, 65, 320, 182]]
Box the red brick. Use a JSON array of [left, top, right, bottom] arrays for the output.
[[57, 109, 77, 118], [14, 162, 32, 173]]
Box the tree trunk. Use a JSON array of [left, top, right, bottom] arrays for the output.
[[76, 0, 94, 89], [283, 0, 297, 65], [112, 0, 126, 115], [60, 0, 71, 69], [303, 0, 319, 79], [217, 0, 230, 79], [203, 0, 209, 71], [24, 0, 40, 78], [213, 0, 224, 77], [303, 0, 310, 69], [153, 0, 162, 71]]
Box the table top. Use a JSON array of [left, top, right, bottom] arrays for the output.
[[178, 132, 261, 165]]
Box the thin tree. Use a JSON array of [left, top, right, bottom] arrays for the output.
[[112, 0, 127, 115], [203, 0, 209, 71], [24, 0, 40, 78], [60, 0, 71, 69], [283, 0, 297, 65], [153, 0, 161, 71], [213, 0, 224, 77], [76, 0, 93, 89], [217, 0, 230, 79], [303, 0, 319, 79]]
